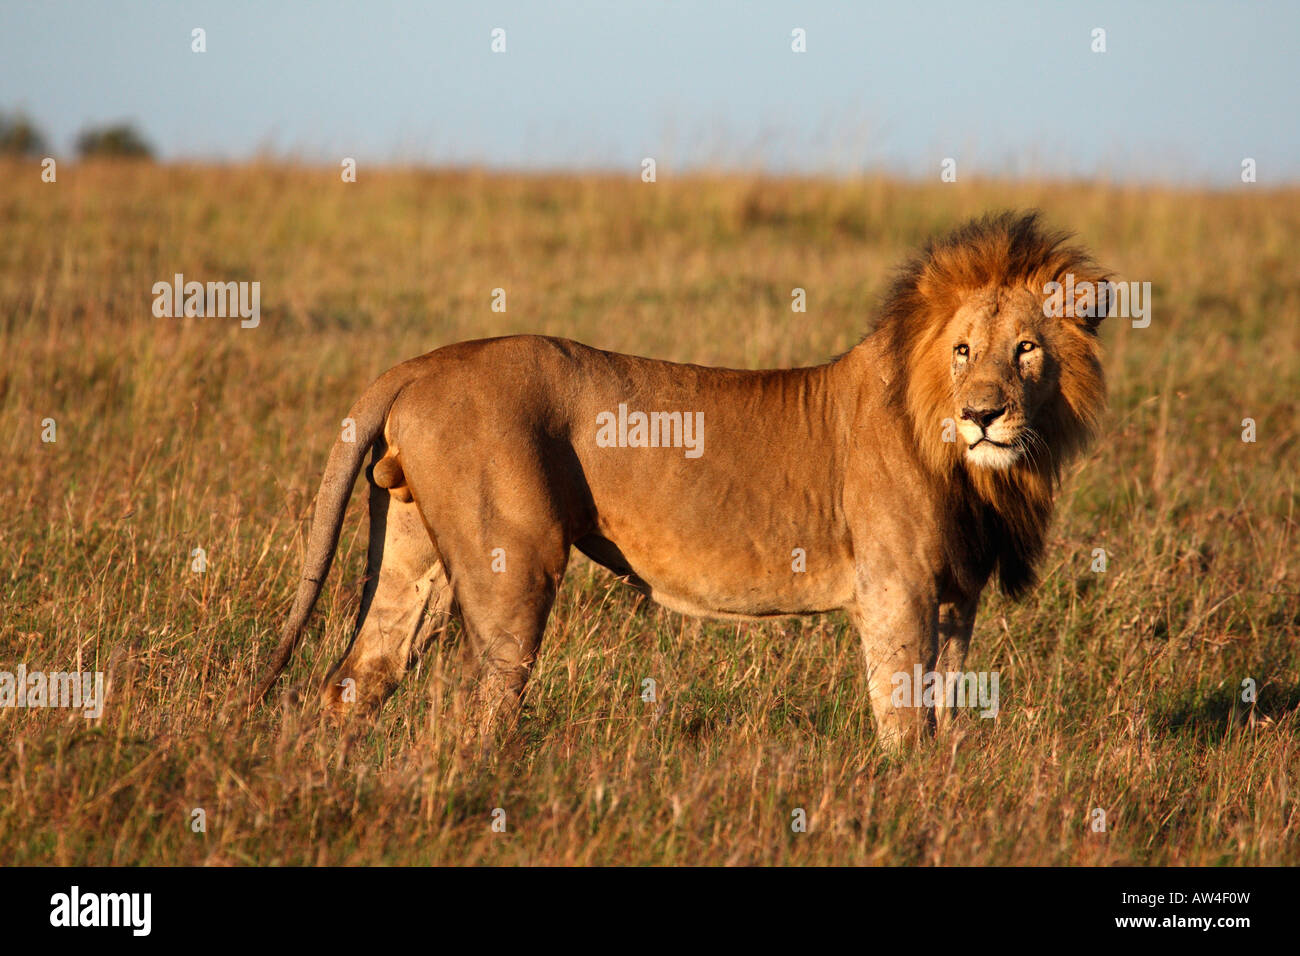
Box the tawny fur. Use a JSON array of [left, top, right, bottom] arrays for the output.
[[253, 210, 1110, 750]]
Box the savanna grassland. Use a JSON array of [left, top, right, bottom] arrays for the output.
[[0, 162, 1297, 865]]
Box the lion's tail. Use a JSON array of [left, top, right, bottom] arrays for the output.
[[250, 364, 415, 706]]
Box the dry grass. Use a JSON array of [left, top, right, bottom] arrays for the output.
[[0, 161, 1297, 864]]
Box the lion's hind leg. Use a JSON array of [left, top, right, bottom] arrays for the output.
[[391, 409, 577, 755], [321, 475, 451, 714], [453, 542, 568, 756], [420, 514, 570, 756]]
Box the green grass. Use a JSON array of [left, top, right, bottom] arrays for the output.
[[0, 161, 1296, 864]]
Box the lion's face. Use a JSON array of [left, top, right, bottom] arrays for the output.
[[873, 210, 1107, 598], [946, 287, 1060, 470]]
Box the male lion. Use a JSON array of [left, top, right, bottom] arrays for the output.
[[254, 211, 1110, 749]]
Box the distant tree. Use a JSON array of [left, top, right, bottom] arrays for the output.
[[76, 123, 153, 159], [0, 112, 49, 156]]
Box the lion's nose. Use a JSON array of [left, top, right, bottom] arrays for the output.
[[961, 405, 1006, 429]]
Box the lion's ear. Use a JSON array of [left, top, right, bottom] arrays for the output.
[[1078, 275, 1113, 332], [1044, 275, 1111, 332]]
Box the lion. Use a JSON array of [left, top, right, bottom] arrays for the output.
[[253, 210, 1111, 749]]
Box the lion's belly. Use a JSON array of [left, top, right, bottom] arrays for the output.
[[637, 576, 852, 621], [578, 516, 857, 620], [573, 416, 856, 617]]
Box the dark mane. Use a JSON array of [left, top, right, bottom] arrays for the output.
[[867, 211, 1109, 599]]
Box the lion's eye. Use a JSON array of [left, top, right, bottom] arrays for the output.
[[1017, 341, 1036, 355], [954, 344, 970, 358]]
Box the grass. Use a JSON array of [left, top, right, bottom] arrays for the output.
[[0, 160, 1297, 864]]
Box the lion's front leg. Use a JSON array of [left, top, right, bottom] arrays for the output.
[[932, 595, 979, 731], [849, 582, 938, 750]]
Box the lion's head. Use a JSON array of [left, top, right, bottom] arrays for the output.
[[873, 211, 1111, 596]]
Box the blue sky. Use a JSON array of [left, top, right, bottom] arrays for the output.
[[1, 1, 1296, 183]]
